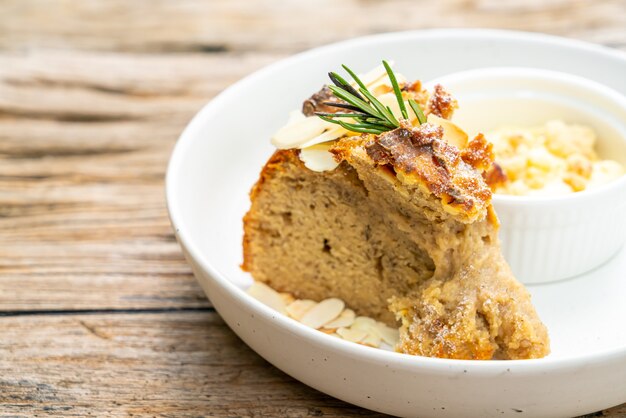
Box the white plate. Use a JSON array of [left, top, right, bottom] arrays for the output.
[[166, 29, 626, 418]]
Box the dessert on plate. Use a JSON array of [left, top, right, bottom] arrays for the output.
[[242, 62, 550, 360]]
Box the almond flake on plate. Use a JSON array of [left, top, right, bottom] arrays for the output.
[[246, 282, 287, 314], [351, 316, 377, 331], [361, 332, 382, 347], [337, 327, 369, 343], [246, 282, 399, 350], [323, 308, 356, 329], [300, 298, 345, 329], [285, 299, 317, 320], [280, 292, 295, 305], [375, 322, 400, 346]]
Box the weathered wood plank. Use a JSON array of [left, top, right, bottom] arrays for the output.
[[0, 51, 280, 122], [0, 312, 387, 417], [0, 51, 280, 311], [0, 312, 623, 417], [0, 50, 281, 97], [0, 0, 625, 52]]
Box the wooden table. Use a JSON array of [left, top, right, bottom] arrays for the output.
[[1, 1, 624, 416]]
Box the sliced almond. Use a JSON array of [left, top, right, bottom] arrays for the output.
[[359, 63, 391, 87], [280, 292, 295, 305], [427, 113, 468, 149], [361, 332, 382, 348], [299, 125, 347, 149], [299, 143, 340, 172], [300, 298, 345, 329], [351, 316, 377, 331], [375, 322, 400, 346], [246, 282, 286, 314], [337, 327, 368, 343], [323, 309, 356, 329], [350, 316, 384, 346], [272, 116, 334, 149], [249, 282, 398, 350], [286, 110, 306, 125], [285, 299, 317, 321]]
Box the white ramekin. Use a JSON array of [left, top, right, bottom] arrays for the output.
[[429, 68, 626, 284]]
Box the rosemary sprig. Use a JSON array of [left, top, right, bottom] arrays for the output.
[[408, 99, 427, 125], [383, 60, 408, 120], [316, 60, 426, 135]]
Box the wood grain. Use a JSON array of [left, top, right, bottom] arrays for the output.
[[0, 311, 386, 417], [0, 0, 625, 416], [1, 311, 623, 417], [1, 0, 625, 53], [0, 51, 277, 311]]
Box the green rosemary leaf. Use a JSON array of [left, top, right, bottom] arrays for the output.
[[328, 85, 381, 119], [408, 99, 427, 125], [315, 112, 368, 118], [318, 61, 424, 135], [342, 121, 388, 131], [364, 117, 396, 128], [328, 71, 350, 88], [317, 114, 342, 125], [341, 64, 369, 91], [341, 64, 397, 126], [361, 123, 395, 132], [319, 115, 388, 133], [321, 102, 363, 113], [383, 60, 408, 120], [359, 87, 399, 127], [335, 120, 386, 134], [322, 102, 361, 112], [385, 105, 400, 126], [328, 72, 365, 101], [318, 115, 365, 128]]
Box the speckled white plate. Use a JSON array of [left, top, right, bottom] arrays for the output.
[[166, 29, 626, 418]]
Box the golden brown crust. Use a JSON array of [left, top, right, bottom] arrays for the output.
[[461, 133, 495, 172], [247, 149, 300, 203], [428, 84, 458, 119], [242, 149, 301, 272], [334, 123, 492, 223], [402, 80, 423, 92], [401, 80, 431, 109], [392, 261, 550, 360], [483, 162, 508, 191]]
